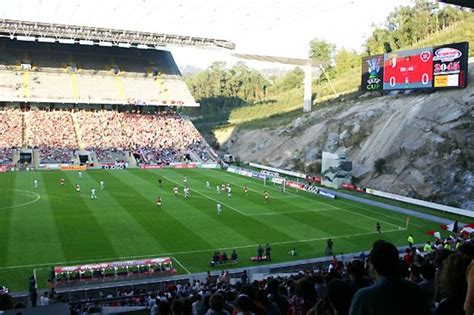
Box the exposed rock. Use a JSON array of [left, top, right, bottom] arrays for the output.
[[222, 63, 474, 210]]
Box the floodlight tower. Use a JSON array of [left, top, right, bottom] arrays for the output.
[[232, 53, 329, 112]]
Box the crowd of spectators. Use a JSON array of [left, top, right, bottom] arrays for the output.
[[8, 234, 471, 315], [75, 110, 210, 164], [0, 107, 217, 164], [25, 109, 77, 163], [0, 107, 22, 163]]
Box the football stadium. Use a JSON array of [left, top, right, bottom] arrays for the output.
[[0, 1, 473, 314]]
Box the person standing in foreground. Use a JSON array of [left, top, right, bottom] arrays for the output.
[[265, 243, 272, 261], [408, 234, 414, 248], [349, 240, 431, 315]]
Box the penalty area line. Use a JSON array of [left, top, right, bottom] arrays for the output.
[[0, 228, 403, 271]]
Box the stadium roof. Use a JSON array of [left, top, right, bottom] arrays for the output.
[[0, 19, 236, 50], [232, 53, 328, 67]]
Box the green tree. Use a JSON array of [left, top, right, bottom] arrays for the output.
[[309, 38, 335, 64], [364, 0, 467, 55], [268, 67, 304, 94], [333, 48, 360, 77]]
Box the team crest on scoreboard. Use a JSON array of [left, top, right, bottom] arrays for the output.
[[420, 51, 431, 63]]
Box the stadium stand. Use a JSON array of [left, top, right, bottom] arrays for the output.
[[0, 34, 216, 165], [0, 107, 216, 165], [0, 107, 22, 163], [0, 37, 197, 106], [5, 237, 472, 315]]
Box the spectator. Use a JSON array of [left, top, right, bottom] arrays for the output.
[[326, 279, 351, 315], [241, 270, 248, 284], [289, 277, 318, 315], [235, 294, 252, 315], [436, 252, 472, 315], [40, 291, 49, 306], [349, 240, 431, 315], [0, 286, 13, 310], [267, 278, 289, 315], [206, 293, 229, 315], [192, 293, 205, 315], [418, 261, 435, 310], [465, 258, 474, 314], [346, 260, 370, 295], [231, 250, 238, 262]]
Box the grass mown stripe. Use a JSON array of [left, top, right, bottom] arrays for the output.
[[0, 172, 16, 266], [43, 171, 119, 261]]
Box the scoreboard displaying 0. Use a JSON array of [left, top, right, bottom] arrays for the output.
[[361, 41, 468, 92], [383, 47, 433, 90]]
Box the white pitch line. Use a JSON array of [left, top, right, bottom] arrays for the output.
[[336, 199, 422, 228], [248, 174, 418, 228], [222, 173, 404, 229], [0, 228, 403, 271], [0, 189, 41, 210], [246, 208, 335, 216], [158, 173, 248, 216], [172, 257, 191, 274]]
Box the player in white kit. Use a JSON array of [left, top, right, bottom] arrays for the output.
[[217, 202, 222, 215], [33, 179, 38, 189], [100, 181, 104, 190], [78, 171, 83, 179], [206, 181, 210, 189], [90, 188, 97, 199], [184, 186, 190, 198]]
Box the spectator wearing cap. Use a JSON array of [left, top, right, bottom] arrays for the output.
[[349, 240, 431, 315]]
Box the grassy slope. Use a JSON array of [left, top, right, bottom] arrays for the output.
[[0, 169, 446, 291], [212, 18, 473, 129]]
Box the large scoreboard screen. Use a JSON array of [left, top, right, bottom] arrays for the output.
[[361, 42, 468, 92], [383, 47, 433, 90]]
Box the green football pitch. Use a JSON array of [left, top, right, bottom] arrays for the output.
[[0, 168, 442, 291]]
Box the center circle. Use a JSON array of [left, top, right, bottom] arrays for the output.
[[0, 189, 41, 210]]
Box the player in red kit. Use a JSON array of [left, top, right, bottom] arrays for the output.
[[156, 196, 162, 208]]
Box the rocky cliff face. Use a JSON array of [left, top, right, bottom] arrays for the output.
[[219, 63, 474, 210]]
